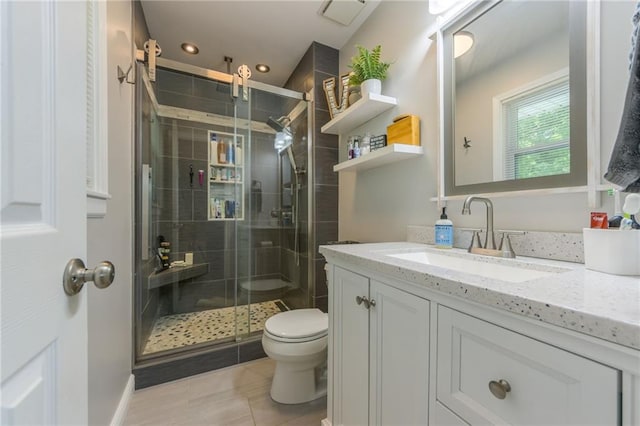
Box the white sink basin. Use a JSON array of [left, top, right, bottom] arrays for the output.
[[387, 250, 569, 283]]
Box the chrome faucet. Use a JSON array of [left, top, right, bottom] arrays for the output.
[[460, 196, 523, 258], [461, 196, 497, 250]]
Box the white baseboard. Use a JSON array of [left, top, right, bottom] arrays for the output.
[[110, 374, 135, 426], [321, 418, 332, 426]]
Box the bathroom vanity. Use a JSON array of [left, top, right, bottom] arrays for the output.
[[320, 242, 640, 426]]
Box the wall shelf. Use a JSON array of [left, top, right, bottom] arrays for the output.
[[333, 143, 423, 173], [321, 92, 397, 135]]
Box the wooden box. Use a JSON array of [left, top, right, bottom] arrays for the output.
[[386, 114, 420, 146]]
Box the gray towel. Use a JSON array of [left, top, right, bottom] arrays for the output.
[[604, 4, 640, 192], [631, 2, 640, 69]]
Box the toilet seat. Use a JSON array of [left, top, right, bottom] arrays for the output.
[[264, 308, 328, 343]]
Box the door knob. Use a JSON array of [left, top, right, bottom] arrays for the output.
[[63, 259, 115, 296], [356, 295, 365, 305]]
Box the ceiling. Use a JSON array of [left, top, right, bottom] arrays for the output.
[[140, 0, 381, 87], [455, 1, 569, 84]]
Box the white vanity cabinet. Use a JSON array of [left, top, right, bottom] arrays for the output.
[[330, 266, 430, 426], [324, 258, 638, 426]]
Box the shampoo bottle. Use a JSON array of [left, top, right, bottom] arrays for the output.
[[435, 207, 453, 249], [226, 140, 234, 165], [217, 139, 227, 164]]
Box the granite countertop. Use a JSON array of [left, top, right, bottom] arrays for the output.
[[319, 242, 640, 350]]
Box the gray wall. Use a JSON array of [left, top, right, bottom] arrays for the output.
[[86, 1, 134, 424], [338, 1, 634, 240], [133, 0, 150, 50], [285, 42, 340, 313]]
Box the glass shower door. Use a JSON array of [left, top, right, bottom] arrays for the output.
[[234, 85, 310, 341]]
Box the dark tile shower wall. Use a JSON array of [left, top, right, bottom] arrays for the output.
[[284, 42, 339, 313]]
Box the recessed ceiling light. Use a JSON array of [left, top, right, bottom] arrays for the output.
[[256, 64, 270, 73], [454, 31, 474, 58], [181, 43, 199, 55]]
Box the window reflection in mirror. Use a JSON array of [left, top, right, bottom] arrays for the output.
[[443, 0, 587, 196]]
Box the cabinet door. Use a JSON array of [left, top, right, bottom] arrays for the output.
[[369, 280, 430, 426], [437, 306, 619, 425], [332, 267, 370, 426]]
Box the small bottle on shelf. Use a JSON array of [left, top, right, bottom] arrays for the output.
[[227, 140, 234, 165], [210, 138, 218, 165], [217, 138, 227, 164], [235, 145, 243, 166], [361, 132, 371, 156], [353, 140, 361, 158], [347, 138, 354, 160]]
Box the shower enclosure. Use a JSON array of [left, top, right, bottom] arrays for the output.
[[133, 58, 313, 369]]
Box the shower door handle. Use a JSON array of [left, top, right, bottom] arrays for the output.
[[63, 259, 115, 296]]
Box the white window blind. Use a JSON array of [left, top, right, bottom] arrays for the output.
[[502, 78, 570, 180]]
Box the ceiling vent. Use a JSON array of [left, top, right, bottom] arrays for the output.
[[321, 0, 366, 26]]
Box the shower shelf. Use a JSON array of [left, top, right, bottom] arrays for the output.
[[210, 180, 243, 184], [148, 263, 209, 290], [210, 163, 243, 168]]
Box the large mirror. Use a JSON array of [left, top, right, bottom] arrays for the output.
[[442, 0, 587, 196]]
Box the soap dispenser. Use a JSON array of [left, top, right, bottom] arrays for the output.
[[435, 207, 453, 249]]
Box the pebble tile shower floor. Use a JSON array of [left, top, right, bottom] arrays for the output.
[[143, 300, 285, 354]]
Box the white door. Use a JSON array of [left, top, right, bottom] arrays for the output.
[[1, 2, 90, 424]]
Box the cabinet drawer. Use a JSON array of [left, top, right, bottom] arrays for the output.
[[437, 306, 619, 425]]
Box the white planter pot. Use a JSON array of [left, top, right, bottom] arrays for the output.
[[361, 79, 382, 95]]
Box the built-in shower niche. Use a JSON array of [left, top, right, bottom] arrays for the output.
[[208, 130, 244, 221]]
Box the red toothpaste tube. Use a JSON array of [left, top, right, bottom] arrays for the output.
[[590, 212, 609, 229]]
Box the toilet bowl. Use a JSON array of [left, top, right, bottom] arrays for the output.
[[262, 308, 328, 404]]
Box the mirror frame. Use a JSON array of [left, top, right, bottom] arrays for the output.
[[440, 0, 589, 197]]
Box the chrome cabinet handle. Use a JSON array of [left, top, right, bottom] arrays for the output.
[[369, 299, 376, 308], [356, 296, 372, 309], [488, 379, 511, 399], [63, 259, 115, 296]]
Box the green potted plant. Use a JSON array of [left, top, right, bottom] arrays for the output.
[[348, 44, 391, 96]]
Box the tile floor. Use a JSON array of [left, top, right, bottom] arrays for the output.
[[124, 357, 327, 426], [143, 300, 285, 354]]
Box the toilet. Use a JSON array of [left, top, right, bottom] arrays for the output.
[[262, 308, 328, 404]]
